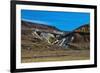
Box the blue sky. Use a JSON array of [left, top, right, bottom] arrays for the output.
[[21, 9, 90, 31]]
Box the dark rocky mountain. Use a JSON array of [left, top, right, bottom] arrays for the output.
[[65, 24, 90, 49], [21, 20, 63, 50], [21, 20, 90, 50], [74, 24, 90, 33], [21, 20, 63, 35], [50, 24, 90, 49], [72, 24, 90, 42]]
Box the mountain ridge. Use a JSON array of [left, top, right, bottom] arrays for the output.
[[21, 20, 62, 32]]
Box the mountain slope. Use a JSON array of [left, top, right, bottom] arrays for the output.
[[21, 20, 63, 33], [21, 20, 90, 50]]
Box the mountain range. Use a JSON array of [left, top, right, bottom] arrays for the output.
[[21, 20, 90, 50]]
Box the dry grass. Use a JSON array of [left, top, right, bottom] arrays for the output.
[[21, 42, 90, 63]]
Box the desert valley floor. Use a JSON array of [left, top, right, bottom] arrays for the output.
[[21, 42, 90, 63]]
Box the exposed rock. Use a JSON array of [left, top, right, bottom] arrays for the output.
[[21, 20, 90, 50]]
